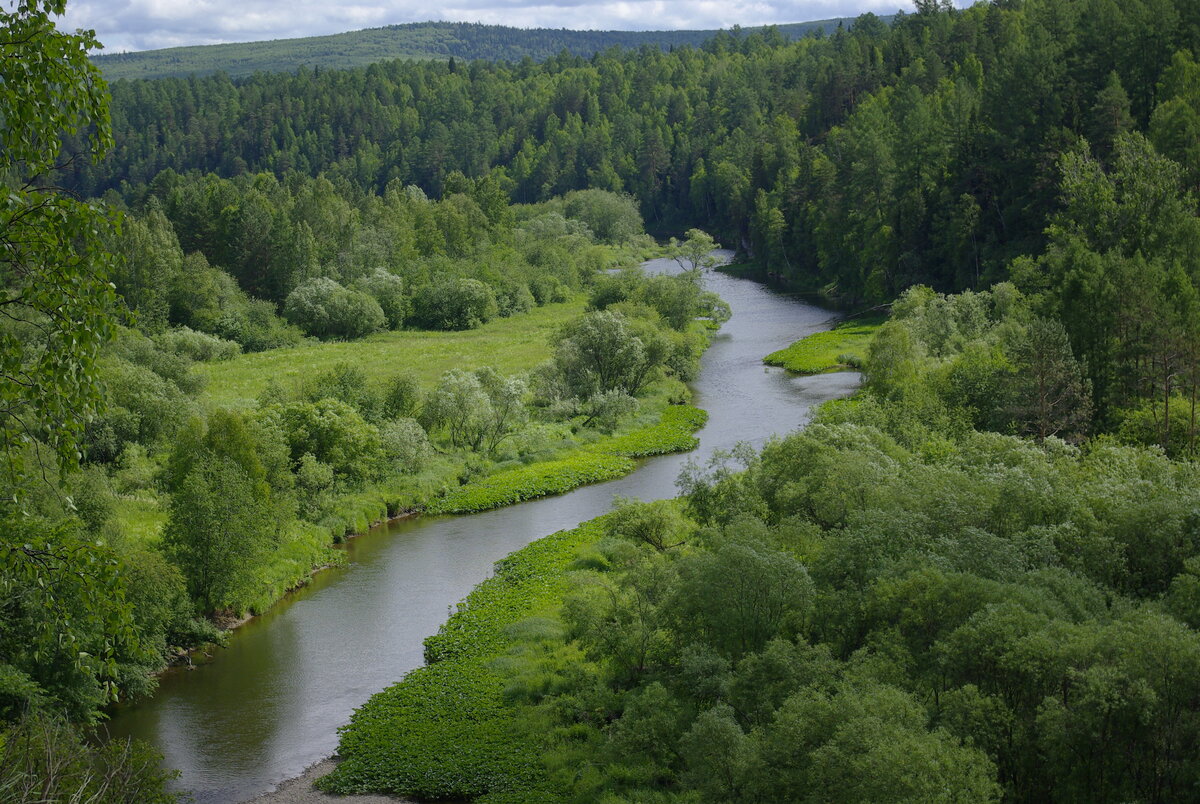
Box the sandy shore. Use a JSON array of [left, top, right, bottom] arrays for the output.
[[245, 758, 413, 804]]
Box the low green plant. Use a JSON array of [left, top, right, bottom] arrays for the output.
[[426, 453, 634, 515], [425, 404, 707, 515], [594, 404, 707, 457], [764, 315, 884, 374]]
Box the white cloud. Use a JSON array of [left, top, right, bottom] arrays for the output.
[[58, 0, 948, 54]]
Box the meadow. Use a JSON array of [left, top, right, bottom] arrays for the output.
[[201, 299, 586, 408]]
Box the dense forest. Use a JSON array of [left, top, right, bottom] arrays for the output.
[[70, 0, 1200, 445], [6, 0, 1200, 800], [92, 19, 857, 80]]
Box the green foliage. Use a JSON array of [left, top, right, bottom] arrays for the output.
[[410, 278, 499, 331], [669, 229, 721, 272], [561, 190, 644, 245], [379, 418, 432, 474], [0, 513, 153, 723], [421, 368, 527, 453], [425, 402, 706, 515], [1, 0, 119, 481], [261, 398, 382, 483], [594, 404, 707, 457], [426, 453, 634, 515], [284, 277, 386, 340], [152, 327, 241, 362], [162, 410, 286, 613], [764, 316, 885, 374], [550, 310, 657, 399], [352, 269, 409, 330]]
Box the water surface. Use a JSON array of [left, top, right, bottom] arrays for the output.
[[106, 255, 860, 802]]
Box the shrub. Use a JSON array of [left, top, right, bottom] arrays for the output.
[[380, 418, 433, 473], [529, 276, 569, 306], [495, 282, 536, 317], [301, 363, 379, 419], [284, 277, 386, 340], [262, 398, 383, 482], [214, 298, 303, 352], [353, 269, 409, 329], [381, 372, 422, 419], [153, 327, 241, 361], [409, 278, 498, 330], [562, 189, 644, 245]]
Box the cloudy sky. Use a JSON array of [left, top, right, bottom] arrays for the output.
[[58, 0, 958, 54]]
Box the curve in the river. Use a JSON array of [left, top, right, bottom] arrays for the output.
[[105, 254, 860, 803]]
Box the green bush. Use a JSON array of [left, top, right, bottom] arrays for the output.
[[353, 269, 409, 330], [409, 277, 498, 330], [152, 327, 241, 361], [284, 277, 386, 340], [260, 398, 383, 482]]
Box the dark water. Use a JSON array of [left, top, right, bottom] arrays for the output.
[[105, 254, 860, 803]]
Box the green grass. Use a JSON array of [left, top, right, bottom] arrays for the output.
[[425, 404, 708, 516], [112, 496, 167, 547], [764, 315, 885, 374], [426, 453, 635, 515], [200, 299, 586, 409], [318, 518, 607, 801], [593, 404, 707, 457]]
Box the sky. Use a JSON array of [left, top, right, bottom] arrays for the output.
[[57, 0, 957, 54]]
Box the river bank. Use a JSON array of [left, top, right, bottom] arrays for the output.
[[248, 759, 407, 804]]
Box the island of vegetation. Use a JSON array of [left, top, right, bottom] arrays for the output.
[[5, 0, 1200, 801]]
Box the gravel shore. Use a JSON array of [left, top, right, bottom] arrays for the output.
[[245, 758, 412, 804]]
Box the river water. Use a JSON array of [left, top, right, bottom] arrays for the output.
[[105, 254, 860, 803]]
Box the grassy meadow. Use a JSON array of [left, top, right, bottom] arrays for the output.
[[201, 298, 586, 408]]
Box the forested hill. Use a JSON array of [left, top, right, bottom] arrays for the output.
[[70, 0, 1200, 435], [91, 18, 860, 80]]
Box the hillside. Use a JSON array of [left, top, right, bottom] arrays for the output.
[[91, 18, 865, 80]]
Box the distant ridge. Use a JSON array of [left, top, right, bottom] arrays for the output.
[[92, 18, 889, 81]]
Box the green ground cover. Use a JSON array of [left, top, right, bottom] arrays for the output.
[[764, 314, 885, 374], [318, 518, 606, 801], [201, 299, 586, 409], [426, 453, 635, 515], [593, 403, 707, 457], [425, 404, 707, 515]]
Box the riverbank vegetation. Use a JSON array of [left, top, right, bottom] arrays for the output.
[[764, 314, 885, 374], [324, 279, 1200, 803]]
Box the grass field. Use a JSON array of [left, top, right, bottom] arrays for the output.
[[764, 314, 885, 374], [201, 299, 585, 409]]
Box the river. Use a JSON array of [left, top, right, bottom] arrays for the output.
[[105, 254, 860, 803]]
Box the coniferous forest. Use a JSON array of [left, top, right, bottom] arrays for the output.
[[6, 0, 1200, 801]]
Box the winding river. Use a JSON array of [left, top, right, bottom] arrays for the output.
[[105, 254, 860, 803]]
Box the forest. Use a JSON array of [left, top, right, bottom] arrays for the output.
[[5, 0, 1200, 800], [91, 19, 855, 81]]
